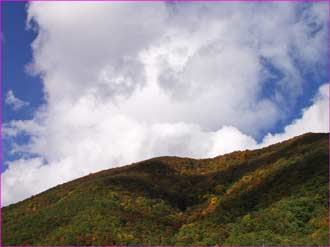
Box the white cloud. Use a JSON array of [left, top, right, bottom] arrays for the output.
[[262, 84, 329, 146], [25, 2, 328, 135], [5, 90, 29, 111], [2, 2, 328, 206]]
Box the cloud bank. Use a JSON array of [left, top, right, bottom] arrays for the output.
[[2, 2, 329, 206]]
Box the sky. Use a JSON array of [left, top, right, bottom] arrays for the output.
[[2, 2, 329, 206]]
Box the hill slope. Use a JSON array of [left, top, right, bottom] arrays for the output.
[[2, 133, 329, 246]]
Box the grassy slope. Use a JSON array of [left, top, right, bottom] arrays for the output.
[[2, 132, 329, 246]]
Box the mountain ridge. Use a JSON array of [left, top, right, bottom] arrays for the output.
[[2, 132, 329, 246]]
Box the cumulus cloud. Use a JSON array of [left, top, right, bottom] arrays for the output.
[[25, 2, 328, 135], [5, 90, 29, 111], [262, 84, 329, 146], [2, 2, 328, 206]]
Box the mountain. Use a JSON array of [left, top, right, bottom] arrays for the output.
[[2, 133, 329, 246]]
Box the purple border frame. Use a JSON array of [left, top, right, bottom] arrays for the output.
[[1, 0, 3, 246], [0, 0, 329, 247], [0, 0, 329, 1]]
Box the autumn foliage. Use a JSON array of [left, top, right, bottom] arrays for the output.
[[2, 132, 329, 246]]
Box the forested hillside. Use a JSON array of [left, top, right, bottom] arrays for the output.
[[2, 133, 329, 246]]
